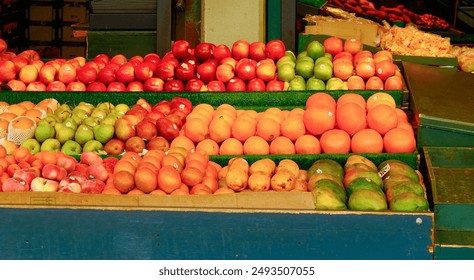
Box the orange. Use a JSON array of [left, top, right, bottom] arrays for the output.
[[231, 117, 257, 142], [306, 92, 336, 111], [395, 108, 409, 123], [207, 161, 222, 175], [192, 103, 214, 116], [35, 150, 57, 165], [143, 149, 166, 161], [366, 92, 396, 111], [186, 111, 212, 123], [243, 135, 270, 155], [208, 116, 232, 143], [205, 163, 219, 179], [294, 134, 321, 154], [336, 102, 367, 136], [170, 135, 196, 153], [289, 108, 305, 118], [383, 128, 417, 153], [396, 121, 415, 137], [0, 145, 7, 159], [219, 138, 243, 155], [102, 187, 122, 195], [346, 75, 365, 90], [113, 170, 136, 193], [137, 161, 160, 172], [13, 146, 32, 163], [161, 154, 184, 172], [201, 175, 219, 193], [336, 93, 366, 111], [113, 159, 137, 175], [181, 166, 205, 187], [157, 165, 182, 193], [5, 155, 16, 165], [280, 116, 306, 141], [367, 104, 398, 135], [256, 117, 280, 141], [134, 166, 158, 193], [195, 138, 220, 156], [269, 136, 295, 154], [7, 163, 20, 177], [319, 129, 351, 154], [120, 151, 142, 166], [350, 128, 384, 153], [127, 188, 145, 195], [262, 107, 284, 123], [212, 109, 236, 125], [303, 106, 335, 136], [184, 117, 209, 143], [185, 150, 209, 166]]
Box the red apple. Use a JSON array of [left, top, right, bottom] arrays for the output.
[[146, 136, 169, 151], [93, 53, 110, 65], [97, 65, 116, 85], [170, 96, 193, 115], [57, 63, 77, 84], [256, 59, 276, 82], [127, 81, 144, 91], [143, 53, 161, 70], [164, 79, 185, 91], [30, 177, 59, 192], [76, 65, 98, 85], [232, 40, 249, 60], [13, 168, 40, 185], [2, 177, 29, 192], [42, 164, 67, 181], [110, 54, 127, 66], [10, 55, 29, 73], [104, 138, 126, 155], [152, 100, 171, 115], [175, 62, 196, 82], [134, 62, 154, 82], [80, 151, 103, 166], [247, 77, 266, 91], [155, 60, 175, 81], [194, 42, 214, 63], [265, 39, 286, 61], [136, 119, 158, 141], [0, 60, 16, 82], [226, 77, 246, 91], [249, 41, 266, 61], [185, 78, 207, 92], [216, 63, 235, 83], [235, 58, 256, 81], [7, 80, 26, 91], [172, 40, 191, 60], [355, 61, 375, 80], [81, 178, 106, 194], [143, 77, 164, 91], [266, 79, 286, 91], [156, 117, 180, 141], [375, 60, 396, 81], [56, 154, 77, 173], [26, 82, 46, 91], [384, 75, 403, 90], [128, 55, 143, 67], [220, 57, 237, 69], [207, 80, 226, 91], [47, 81, 67, 91], [116, 62, 135, 84], [18, 49, 40, 61], [107, 81, 126, 92], [18, 64, 38, 84], [38, 64, 57, 84], [333, 60, 354, 81], [0, 38, 7, 53], [213, 44, 232, 62], [333, 51, 353, 64], [196, 61, 216, 83], [86, 81, 106, 91], [144, 110, 165, 125], [66, 81, 86, 91], [365, 76, 384, 90]]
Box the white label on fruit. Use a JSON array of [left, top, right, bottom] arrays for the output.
[[378, 163, 390, 178]]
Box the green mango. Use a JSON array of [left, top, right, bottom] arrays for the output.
[[348, 188, 388, 211], [386, 181, 425, 202], [389, 192, 429, 212], [313, 178, 347, 203], [347, 177, 384, 198], [312, 188, 347, 211]]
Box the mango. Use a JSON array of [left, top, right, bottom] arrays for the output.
[[308, 173, 344, 189], [247, 171, 271, 192], [249, 158, 276, 176], [382, 173, 415, 192], [308, 159, 344, 181], [270, 168, 296, 191], [378, 159, 419, 183], [344, 155, 378, 173], [312, 187, 347, 211], [312, 178, 347, 203], [389, 192, 429, 212], [276, 159, 300, 177], [343, 169, 383, 189], [346, 177, 384, 197], [348, 188, 388, 211], [386, 181, 425, 202], [225, 168, 248, 192]]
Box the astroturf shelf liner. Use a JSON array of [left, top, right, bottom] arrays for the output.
[[0, 90, 404, 109]]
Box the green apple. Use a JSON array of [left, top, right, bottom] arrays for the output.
[[326, 77, 346, 90], [295, 59, 315, 79], [82, 139, 103, 153], [313, 61, 333, 81], [75, 124, 95, 145], [93, 123, 115, 144], [20, 138, 41, 155], [276, 56, 295, 69], [54, 123, 75, 144], [61, 139, 82, 155], [289, 75, 306, 91], [306, 77, 326, 91], [285, 50, 296, 62], [306, 40, 325, 60], [114, 103, 130, 115], [35, 120, 55, 143], [63, 117, 78, 131], [40, 138, 61, 152], [277, 63, 296, 82]]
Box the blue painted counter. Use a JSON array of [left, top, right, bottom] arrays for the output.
[[0, 207, 433, 260]]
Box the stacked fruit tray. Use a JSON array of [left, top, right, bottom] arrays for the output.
[[0, 35, 430, 214]]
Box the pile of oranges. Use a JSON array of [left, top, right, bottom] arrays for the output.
[[181, 91, 416, 156]]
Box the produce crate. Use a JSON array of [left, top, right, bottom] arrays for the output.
[[421, 146, 474, 259], [404, 61, 474, 149], [0, 152, 432, 260], [86, 30, 157, 58]]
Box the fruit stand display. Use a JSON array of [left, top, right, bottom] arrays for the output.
[[1, 31, 462, 259]]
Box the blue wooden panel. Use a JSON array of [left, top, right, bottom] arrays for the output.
[[0, 208, 433, 260]]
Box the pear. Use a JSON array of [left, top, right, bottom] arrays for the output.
[[71, 108, 88, 125], [63, 117, 78, 131], [76, 102, 95, 115], [83, 116, 101, 128], [40, 138, 61, 152], [91, 108, 108, 120], [83, 139, 104, 153], [54, 123, 76, 144], [96, 102, 114, 113], [75, 124, 95, 145], [35, 119, 56, 143], [100, 115, 118, 126], [93, 123, 115, 144], [115, 103, 130, 115], [55, 107, 72, 122], [43, 113, 61, 126]]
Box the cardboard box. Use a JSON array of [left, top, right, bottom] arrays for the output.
[[304, 21, 379, 47], [28, 25, 54, 41], [29, 5, 55, 22], [61, 25, 85, 42], [62, 5, 87, 22], [61, 45, 86, 59]]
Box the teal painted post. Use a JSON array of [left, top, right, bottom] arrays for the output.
[[266, 0, 281, 41]]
